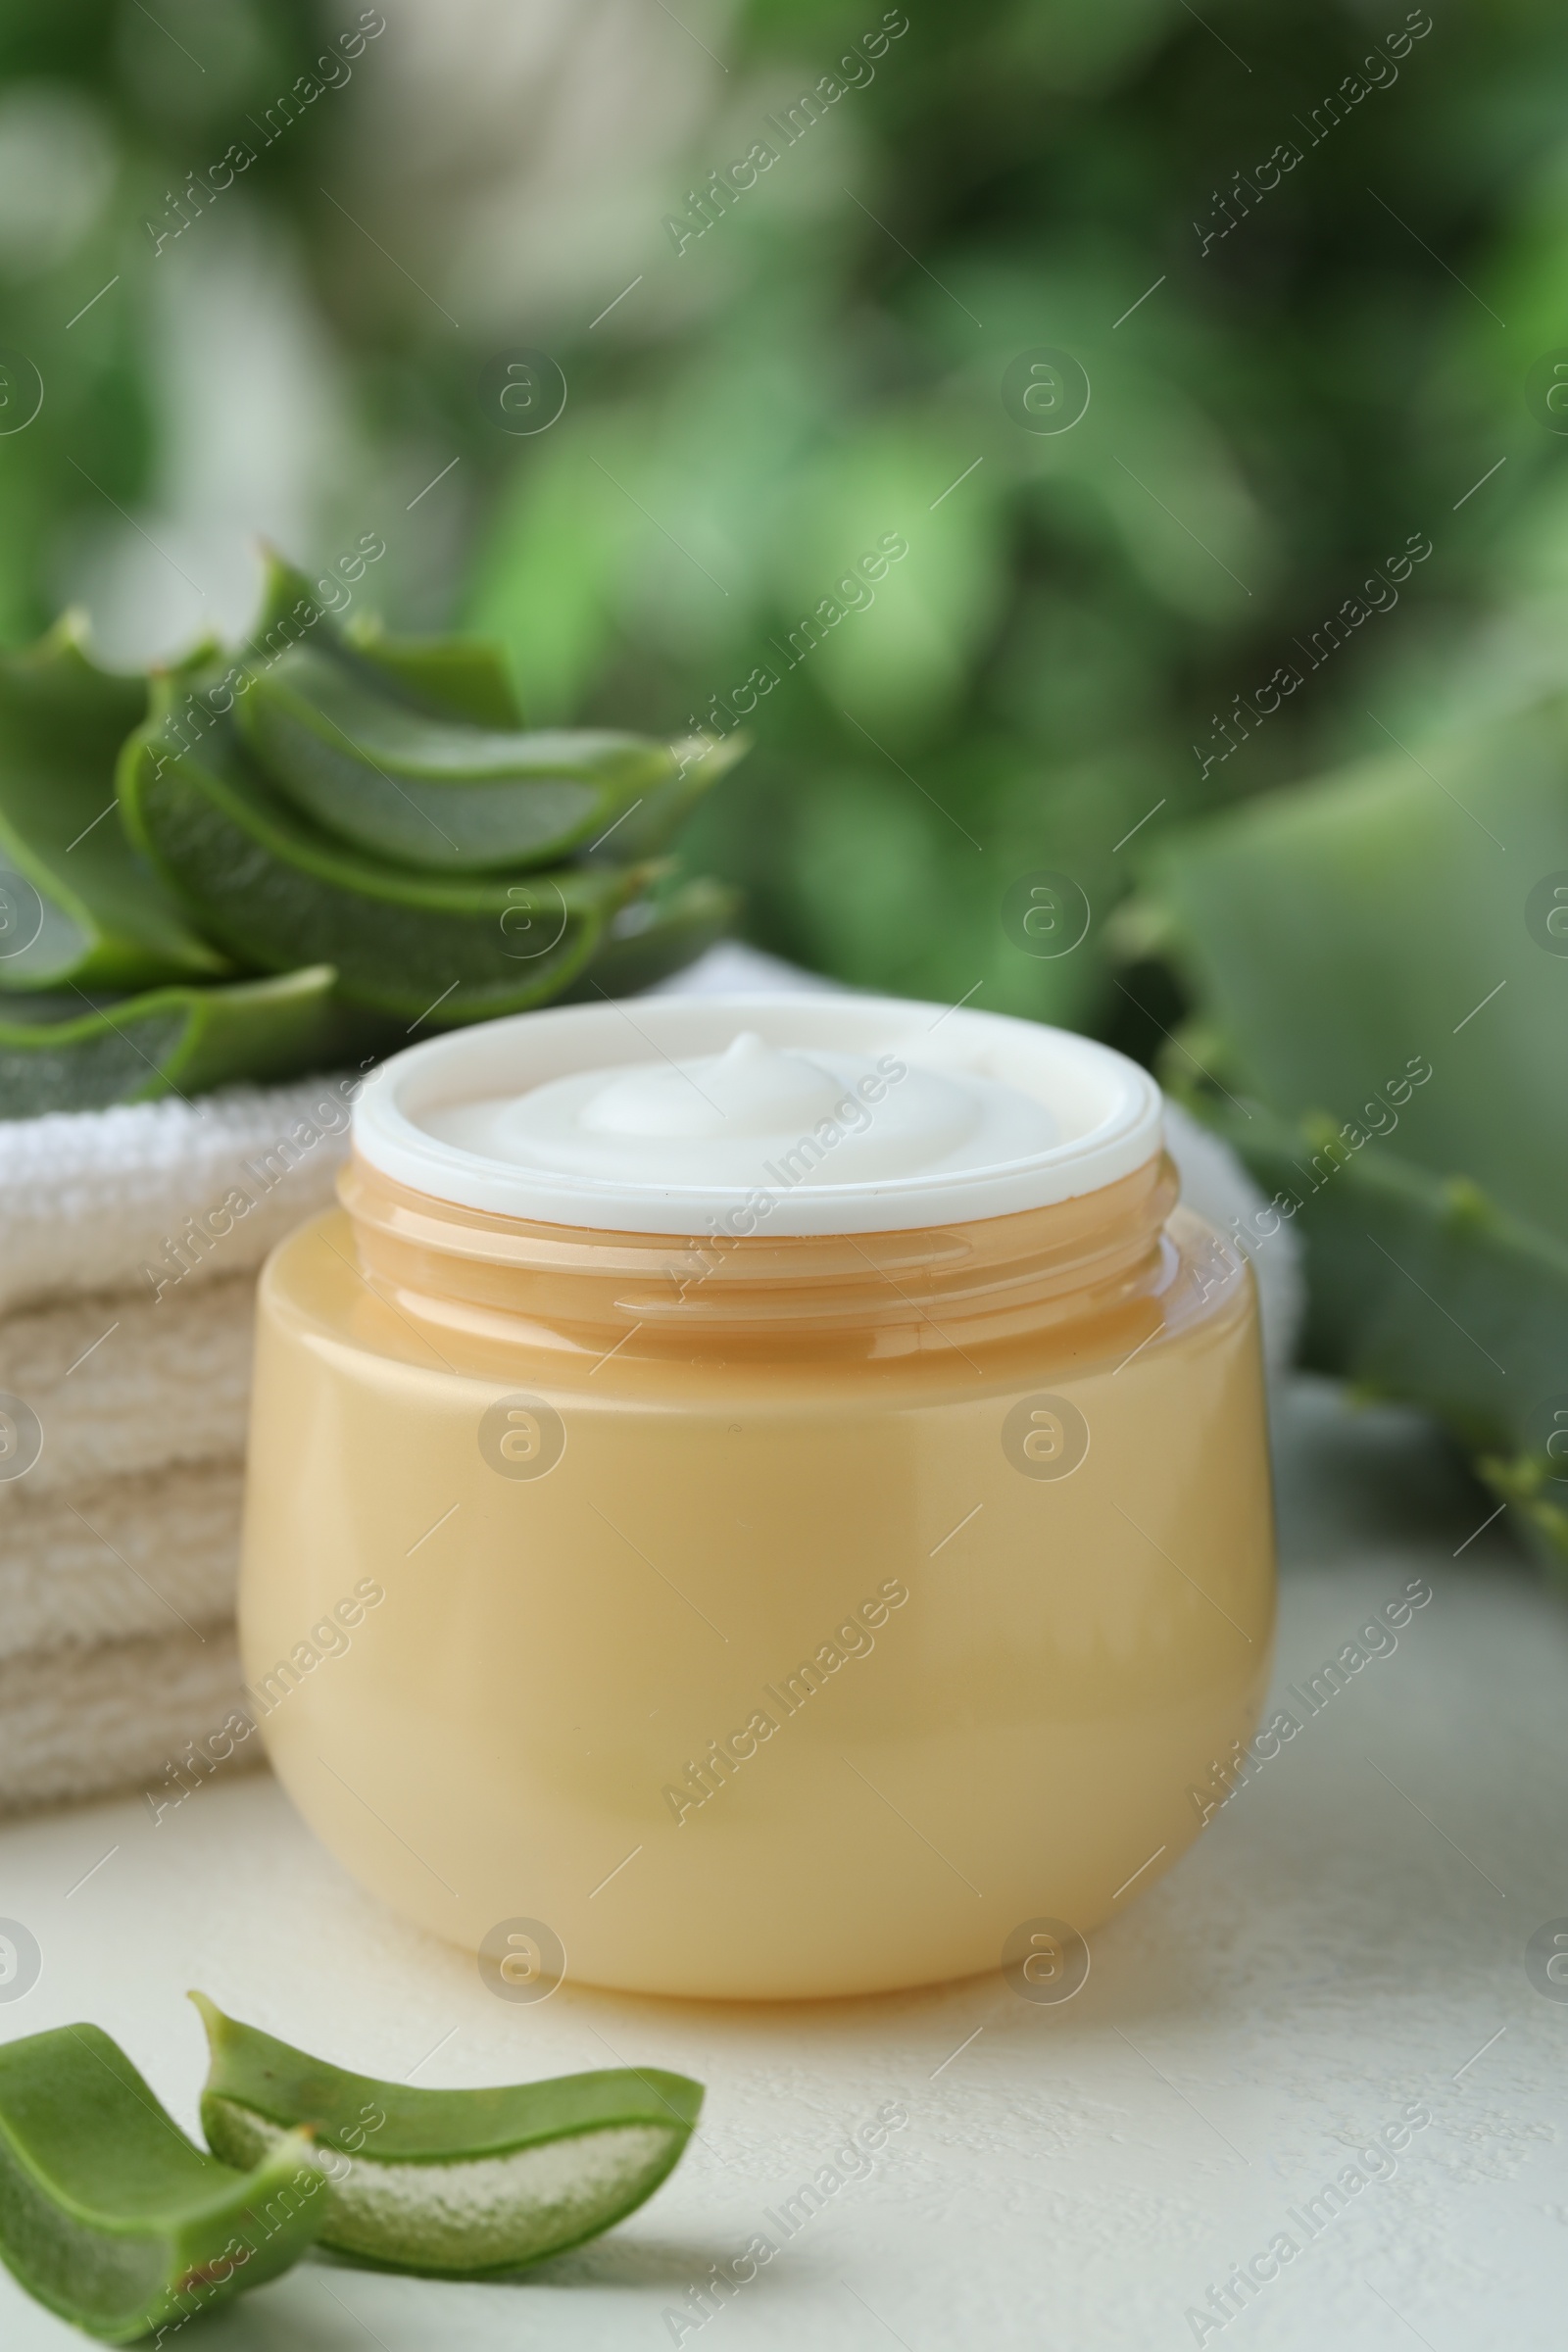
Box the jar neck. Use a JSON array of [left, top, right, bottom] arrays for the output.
[[339, 1152, 1180, 1366]]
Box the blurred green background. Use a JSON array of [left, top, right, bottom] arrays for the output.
[[6, 0, 1568, 1546], [3, 0, 1559, 1046]]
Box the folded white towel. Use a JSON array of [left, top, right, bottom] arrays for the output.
[[0, 1074, 361, 1317], [0, 1625, 252, 1818], [1, 1278, 253, 1493], [0, 1072, 353, 1813], [0, 1458, 242, 1664]]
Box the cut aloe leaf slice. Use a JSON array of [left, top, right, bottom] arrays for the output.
[[192, 1994, 704, 2279], [343, 614, 525, 728], [0, 616, 229, 993], [586, 732, 749, 864], [287, 569, 747, 851], [0, 966, 393, 1116], [119, 677, 642, 1021], [233, 643, 687, 874], [563, 875, 740, 1001], [0, 2022, 324, 2343], [246, 548, 524, 729]]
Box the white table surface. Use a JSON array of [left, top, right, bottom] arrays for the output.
[[1, 1376, 1563, 2351]]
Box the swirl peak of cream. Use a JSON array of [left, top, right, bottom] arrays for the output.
[[585, 1032, 840, 1139], [355, 995, 1164, 1234], [421, 1028, 1059, 1190]]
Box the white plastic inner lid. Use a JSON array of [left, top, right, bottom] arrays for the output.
[[352, 994, 1163, 1237]]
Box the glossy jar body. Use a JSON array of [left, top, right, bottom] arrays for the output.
[[240, 1152, 1274, 2000]]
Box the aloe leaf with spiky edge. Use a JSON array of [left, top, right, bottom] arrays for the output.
[[342, 611, 527, 728], [234, 645, 678, 872], [562, 875, 742, 1001], [0, 616, 228, 993], [1144, 698, 1568, 1568], [226, 550, 745, 873], [1161, 1084, 1568, 1573], [0, 967, 396, 1118], [0, 552, 744, 1115], [118, 668, 652, 1023]]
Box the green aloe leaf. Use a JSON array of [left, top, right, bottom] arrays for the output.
[[1145, 696, 1568, 1565], [0, 2022, 324, 2343], [585, 732, 748, 865], [230, 550, 742, 870], [238, 550, 526, 733], [0, 966, 395, 1117], [231, 635, 723, 874], [0, 617, 229, 994], [1168, 1087, 1568, 1565], [234, 642, 681, 870], [343, 613, 526, 728], [192, 1994, 704, 2279], [563, 875, 742, 1001], [1146, 702, 1568, 1241], [0, 551, 742, 1114], [119, 675, 644, 1022]]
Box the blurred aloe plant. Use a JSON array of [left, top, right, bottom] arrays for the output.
[[0, 555, 740, 1112], [1142, 703, 1568, 1571], [9, 0, 1568, 1037], [405, 0, 1568, 1068]]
